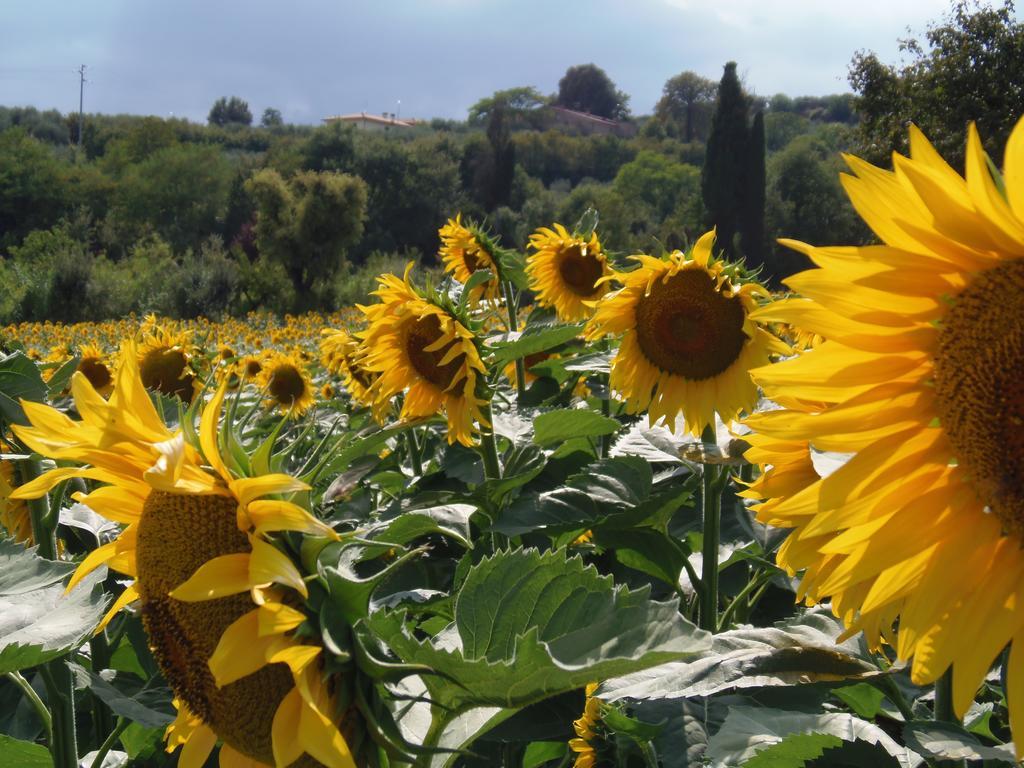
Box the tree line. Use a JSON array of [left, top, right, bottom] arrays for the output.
[[0, 0, 1020, 323]]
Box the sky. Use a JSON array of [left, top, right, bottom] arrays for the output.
[[0, 0, 987, 124]]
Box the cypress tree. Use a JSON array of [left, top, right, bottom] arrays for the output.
[[739, 110, 766, 271], [701, 62, 749, 260]]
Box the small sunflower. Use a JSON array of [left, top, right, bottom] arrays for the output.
[[358, 265, 489, 446], [585, 231, 788, 436], [320, 327, 379, 411], [76, 344, 113, 396], [527, 223, 611, 322], [237, 354, 264, 381], [438, 214, 501, 302], [137, 321, 198, 402], [258, 352, 316, 418], [742, 117, 1024, 744], [569, 683, 603, 768], [11, 345, 350, 767], [0, 454, 32, 544]]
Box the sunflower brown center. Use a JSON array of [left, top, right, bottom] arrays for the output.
[[634, 268, 747, 380], [135, 491, 299, 765], [245, 359, 263, 378], [140, 348, 195, 402], [462, 246, 481, 274], [557, 245, 604, 297], [933, 258, 1024, 536], [78, 357, 111, 392], [405, 314, 464, 391], [268, 364, 306, 405]]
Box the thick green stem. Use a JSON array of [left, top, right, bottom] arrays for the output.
[[478, 405, 502, 481], [404, 429, 424, 476], [874, 674, 916, 723], [934, 667, 957, 723], [17, 456, 57, 560], [600, 382, 612, 459], [501, 280, 527, 400], [90, 718, 128, 768], [699, 424, 722, 633], [40, 661, 78, 768], [89, 632, 114, 747], [6, 671, 52, 744]]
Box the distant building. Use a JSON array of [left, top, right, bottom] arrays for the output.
[[548, 106, 636, 137], [322, 112, 417, 132]]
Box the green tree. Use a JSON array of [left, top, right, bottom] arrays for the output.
[[764, 135, 870, 280], [261, 108, 284, 128], [208, 96, 253, 127], [245, 168, 367, 308], [613, 150, 700, 221], [468, 86, 548, 128], [739, 110, 766, 270], [0, 128, 69, 248], [655, 71, 717, 142], [555, 64, 630, 120], [301, 122, 356, 173], [110, 143, 232, 253], [849, 0, 1024, 165], [701, 62, 751, 260]]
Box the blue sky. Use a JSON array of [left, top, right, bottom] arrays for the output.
[[0, 0, 984, 124]]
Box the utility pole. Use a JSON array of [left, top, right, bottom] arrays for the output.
[[77, 64, 86, 148]]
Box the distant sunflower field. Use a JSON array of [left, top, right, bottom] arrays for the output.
[[1, 119, 1024, 768]]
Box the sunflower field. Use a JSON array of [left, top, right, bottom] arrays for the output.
[[0, 118, 1023, 768]]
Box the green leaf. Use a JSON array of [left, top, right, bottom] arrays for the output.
[[478, 442, 546, 506], [45, 355, 80, 398], [0, 544, 108, 675], [318, 540, 425, 624], [72, 665, 175, 729], [532, 409, 620, 448], [705, 707, 919, 768], [488, 324, 585, 367], [521, 741, 566, 768], [598, 529, 688, 586], [0, 352, 47, 404], [0, 733, 52, 767], [743, 732, 843, 768], [374, 504, 476, 549], [366, 548, 710, 717], [832, 682, 887, 719], [574, 207, 600, 240], [0, 539, 75, 594], [494, 457, 652, 535], [902, 721, 1016, 764], [599, 609, 876, 702]]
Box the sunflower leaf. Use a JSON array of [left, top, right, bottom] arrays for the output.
[[487, 323, 585, 367], [902, 721, 1017, 764], [492, 456, 652, 535], [70, 664, 175, 729], [0, 733, 51, 767], [0, 545, 107, 675], [705, 706, 923, 768], [597, 608, 877, 702], [532, 409, 620, 447], [366, 547, 710, 721]]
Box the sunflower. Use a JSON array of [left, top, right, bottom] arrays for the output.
[[10, 344, 351, 767], [0, 454, 32, 544], [438, 214, 501, 302], [584, 231, 788, 436], [77, 344, 114, 396], [137, 321, 197, 402], [569, 683, 602, 768], [741, 118, 1024, 742], [527, 223, 611, 322], [357, 265, 489, 446], [258, 352, 316, 418], [320, 327, 379, 410]]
